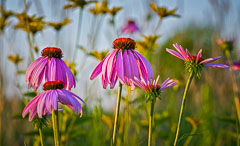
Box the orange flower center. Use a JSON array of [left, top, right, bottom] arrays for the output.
[[43, 80, 64, 91], [41, 47, 63, 58], [113, 38, 135, 50]]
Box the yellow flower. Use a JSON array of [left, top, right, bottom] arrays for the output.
[[150, 3, 180, 19]]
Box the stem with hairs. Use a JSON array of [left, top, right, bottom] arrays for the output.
[[112, 83, 122, 145], [148, 101, 155, 146], [52, 108, 60, 146], [174, 71, 194, 146]]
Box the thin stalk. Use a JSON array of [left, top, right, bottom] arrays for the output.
[[174, 71, 194, 146], [225, 50, 240, 144], [148, 101, 155, 146], [112, 83, 123, 145], [154, 18, 162, 35], [27, 32, 34, 62], [73, 9, 83, 61], [56, 31, 60, 47], [39, 125, 44, 146], [52, 109, 60, 146]]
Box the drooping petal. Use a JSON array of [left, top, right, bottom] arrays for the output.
[[116, 50, 125, 84], [29, 58, 48, 90], [60, 60, 76, 90], [106, 50, 117, 83], [90, 53, 111, 80], [123, 50, 133, 86], [128, 50, 140, 79], [25, 57, 45, 81], [37, 92, 48, 118], [134, 51, 154, 80], [22, 94, 41, 118], [56, 59, 67, 88]]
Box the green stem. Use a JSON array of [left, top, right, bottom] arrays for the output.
[[112, 83, 122, 145], [225, 50, 240, 144], [52, 109, 60, 146], [39, 125, 44, 146], [174, 71, 194, 146], [73, 8, 83, 61], [148, 101, 155, 146]]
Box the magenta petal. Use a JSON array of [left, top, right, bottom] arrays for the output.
[[166, 48, 185, 60], [196, 49, 202, 63], [134, 51, 153, 80], [90, 53, 110, 80], [123, 50, 132, 85], [173, 43, 188, 60], [60, 60, 76, 90], [116, 50, 125, 84], [22, 94, 40, 118], [37, 92, 48, 118], [56, 59, 67, 88], [128, 50, 140, 79], [107, 50, 117, 83], [25, 57, 44, 81]]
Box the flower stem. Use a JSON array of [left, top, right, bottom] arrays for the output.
[[148, 101, 155, 146], [52, 109, 60, 146], [225, 50, 240, 144], [112, 83, 122, 145], [39, 125, 44, 146], [174, 71, 194, 146]]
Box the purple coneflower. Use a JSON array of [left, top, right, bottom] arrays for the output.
[[133, 76, 177, 101], [121, 19, 139, 34], [90, 38, 153, 89], [166, 43, 228, 146], [166, 43, 228, 77], [22, 80, 85, 121], [25, 47, 76, 90], [132, 75, 177, 146]]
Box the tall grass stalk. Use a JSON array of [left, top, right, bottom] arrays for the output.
[[174, 71, 194, 146], [112, 83, 122, 145], [73, 9, 83, 61], [52, 109, 60, 146]]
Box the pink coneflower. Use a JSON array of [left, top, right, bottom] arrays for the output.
[[133, 76, 177, 101], [121, 19, 139, 34], [90, 38, 153, 89], [22, 80, 85, 121], [132, 75, 177, 146], [166, 43, 228, 77], [25, 47, 76, 90]]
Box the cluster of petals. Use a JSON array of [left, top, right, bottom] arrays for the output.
[[132, 75, 178, 92], [22, 81, 85, 121], [121, 19, 139, 34], [90, 38, 153, 89], [231, 61, 240, 71], [25, 47, 76, 90], [166, 43, 229, 68]]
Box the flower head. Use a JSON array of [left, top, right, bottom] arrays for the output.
[[22, 81, 85, 121], [166, 43, 229, 78], [121, 19, 139, 34], [90, 38, 153, 89], [132, 76, 177, 102], [25, 47, 76, 90]]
